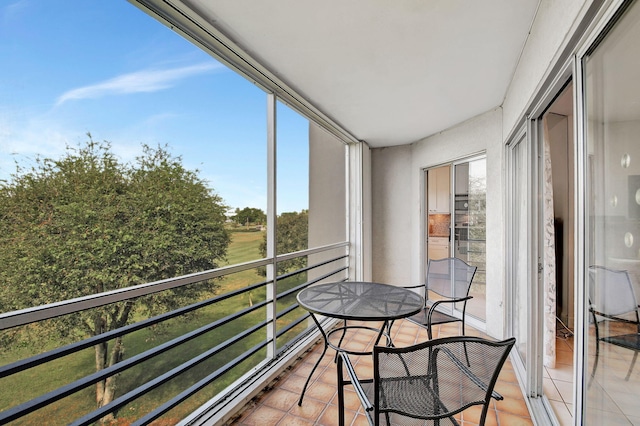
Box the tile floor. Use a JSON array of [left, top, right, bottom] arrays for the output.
[[544, 335, 575, 425], [227, 320, 533, 426]]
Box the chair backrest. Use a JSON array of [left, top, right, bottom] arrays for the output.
[[588, 266, 638, 317], [373, 336, 515, 425], [426, 257, 477, 299]]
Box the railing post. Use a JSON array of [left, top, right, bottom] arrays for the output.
[[266, 93, 277, 359]]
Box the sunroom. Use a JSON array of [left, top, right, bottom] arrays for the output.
[[1, 0, 640, 425]]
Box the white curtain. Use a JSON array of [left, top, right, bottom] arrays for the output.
[[543, 118, 556, 369]]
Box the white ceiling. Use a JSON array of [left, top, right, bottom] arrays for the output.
[[183, 0, 540, 147]]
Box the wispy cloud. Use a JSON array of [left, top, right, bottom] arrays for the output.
[[55, 63, 221, 106], [2, 0, 29, 21]]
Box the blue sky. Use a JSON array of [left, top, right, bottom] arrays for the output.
[[0, 0, 309, 213]]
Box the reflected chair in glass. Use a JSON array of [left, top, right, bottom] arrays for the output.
[[337, 336, 516, 426], [404, 257, 477, 339], [589, 265, 640, 381]]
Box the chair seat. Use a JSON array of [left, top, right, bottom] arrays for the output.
[[408, 307, 460, 327], [360, 379, 461, 425], [602, 333, 640, 351]]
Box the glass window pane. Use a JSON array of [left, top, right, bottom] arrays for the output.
[[0, 2, 269, 423], [454, 158, 487, 321], [275, 101, 309, 278], [584, 2, 640, 423]]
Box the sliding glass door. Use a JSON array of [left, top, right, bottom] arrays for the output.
[[425, 156, 486, 323], [582, 2, 640, 423]]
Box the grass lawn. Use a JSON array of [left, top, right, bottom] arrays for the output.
[[0, 229, 302, 425]]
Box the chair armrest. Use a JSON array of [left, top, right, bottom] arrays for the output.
[[337, 352, 373, 412], [428, 296, 473, 315], [400, 283, 424, 290]]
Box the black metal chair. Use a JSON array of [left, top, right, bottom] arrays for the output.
[[337, 336, 516, 426], [404, 257, 477, 339], [589, 265, 640, 381]]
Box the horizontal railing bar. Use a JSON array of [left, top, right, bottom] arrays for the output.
[[131, 340, 269, 426], [277, 267, 348, 300], [0, 280, 269, 378], [0, 242, 347, 330], [273, 242, 348, 263], [274, 316, 311, 355], [70, 320, 269, 426], [275, 312, 342, 358], [277, 312, 311, 338], [0, 265, 269, 331], [0, 298, 271, 424], [276, 254, 348, 282], [276, 302, 302, 320]]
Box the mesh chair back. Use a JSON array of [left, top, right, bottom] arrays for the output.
[[589, 266, 638, 318], [373, 336, 515, 424], [426, 257, 477, 299]]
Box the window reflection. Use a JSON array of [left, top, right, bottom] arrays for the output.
[[585, 2, 640, 423]]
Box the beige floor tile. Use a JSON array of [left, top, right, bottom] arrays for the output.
[[548, 399, 573, 426], [543, 377, 562, 402], [242, 405, 286, 426], [554, 379, 573, 403]]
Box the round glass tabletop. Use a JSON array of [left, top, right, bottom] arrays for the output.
[[297, 281, 424, 321]]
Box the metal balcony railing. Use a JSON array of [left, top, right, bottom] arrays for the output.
[[0, 242, 349, 425]]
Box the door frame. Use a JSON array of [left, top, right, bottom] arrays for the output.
[[423, 153, 487, 331], [505, 60, 576, 426]]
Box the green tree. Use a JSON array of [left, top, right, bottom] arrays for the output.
[[0, 137, 230, 419], [233, 207, 266, 227], [259, 210, 308, 276]]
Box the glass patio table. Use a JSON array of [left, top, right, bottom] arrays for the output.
[[296, 281, 424, 405]]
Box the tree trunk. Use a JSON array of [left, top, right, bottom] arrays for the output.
[[94, 335, 125, 423], [93, 303, 132, 423], [94, 342, 109, 407]]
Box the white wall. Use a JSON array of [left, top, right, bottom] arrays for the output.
[[309, 122, 346, 247], [502, 0, 589, 136], [308, 122, 348, 282], [371, 144, 413, 285]]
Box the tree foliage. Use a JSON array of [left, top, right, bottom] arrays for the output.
[[259, 210, 308, 276], [0, 137, 230, 414], [233, 207, 266, 227]]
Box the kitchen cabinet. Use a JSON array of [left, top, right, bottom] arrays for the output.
[[454, 163, 469, 195], [428, 236, 450, 260], [428, 166, 451, 213]]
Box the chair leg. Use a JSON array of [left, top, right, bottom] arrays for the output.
[[337, 355, 345, 426], [589, 317, 601, 387], [333, 319, 348, 362], [625, 351, 639, 381]]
